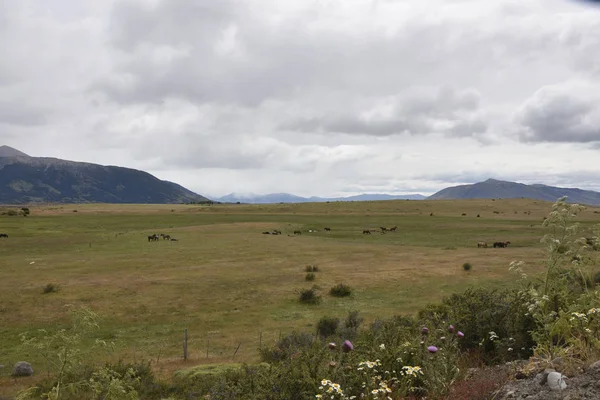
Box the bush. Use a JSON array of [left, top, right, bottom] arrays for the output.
[[298, 287, 321, 304], [462, 262, 472, 271], [259, 332, 314, 362], [329, 283, 352, 297], [305, 273, 315, 281], [43, 283, 59, 294], [21, 207, 30, 216], [594, 271, 600, 286], [305, 265, 319, 272], [316, 316, 339, 337]]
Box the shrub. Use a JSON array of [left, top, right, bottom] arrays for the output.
[[329, 283, 352, 297], [462, 262, 472, 271], [316, 316, 339, 337], [339, 310, 364, 340], [298, 287, 321, 304], [594, 271, 600, 286], [43, 283, 59, 294], [259, 332, 314, 362], [305, 265, 319, 272], [305, 273, 316, 281]]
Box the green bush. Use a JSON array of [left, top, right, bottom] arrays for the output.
[[305, 273, 315, 281], [316, 316, 339, 338], [462, 262, 472, 271], [298, 287, 321, 304], [43, 283, 59, 294], [329, 283, 352, 297]]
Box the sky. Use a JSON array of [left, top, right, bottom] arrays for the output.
[[1, 0, 600, 199]]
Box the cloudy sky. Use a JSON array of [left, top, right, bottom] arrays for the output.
[[1, 0, 600, 199]]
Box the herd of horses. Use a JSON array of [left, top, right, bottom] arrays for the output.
[[477, 241, 511, 248], [363, 226, 398, 234], [147, 233, 178, 242]]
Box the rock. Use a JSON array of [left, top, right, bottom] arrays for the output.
[[547, 371, 567, 391], [12, 361, 33, 377], [588, 360, 600, 372], [538, 368, 556, 385]]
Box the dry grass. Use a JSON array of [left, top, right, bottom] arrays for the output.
[[1, 198, 599, 397]]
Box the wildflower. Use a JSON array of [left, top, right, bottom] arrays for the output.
[[588, 308, 600, 315], [427, 345, 438, 353], [421, 327, 429, 335], [329, 361, 337, 368], [457, 331, 464, 338], [379, 343, 385, 350], [508, 348, 513, 352], [328, 342, 337, 350], [448, 325, 455, 333], [342, 340, 354, 353], [315, 395, 322, 399]]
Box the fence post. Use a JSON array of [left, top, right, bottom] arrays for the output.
[[183, 329, 188, 360], [233, 343, 242, 358], [206, 339, 209, 359], [259, 332, 262, 348]]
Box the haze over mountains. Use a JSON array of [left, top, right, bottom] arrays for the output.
[[213, 193, 427, 204], [0, 146, 208, 204]]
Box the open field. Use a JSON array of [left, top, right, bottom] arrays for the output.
[[1, 198, 599, 395]]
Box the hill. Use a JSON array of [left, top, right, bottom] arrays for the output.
[[0, 146, 209, 204], [428, 178, 600, 206], [214, 192, 426, 204]]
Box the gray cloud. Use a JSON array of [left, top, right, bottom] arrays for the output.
[[283, 87, 487, 138], [515, 86, 600, 143]]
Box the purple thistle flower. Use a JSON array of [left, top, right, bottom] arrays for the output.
[[448, 325, 455, 333], [457, 331, 464, 338], [421, 327, 429, 335], [427, 345, 438, 353], [342, 340, 354, 353]]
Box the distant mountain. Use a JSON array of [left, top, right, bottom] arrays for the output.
[[428, 178, 600, 206], [214, 192, 426, 204], [0, 146, 209, 204]]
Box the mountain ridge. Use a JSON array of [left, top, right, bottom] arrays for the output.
[[213, 192, 426, 203], [427, 178, 600, 206], [0, 146, 208, 204]]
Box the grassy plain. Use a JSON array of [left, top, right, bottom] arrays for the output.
[[1, 198, 599, 395]]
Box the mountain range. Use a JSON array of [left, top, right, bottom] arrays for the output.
[[0, 145, 208, 204], [214, 179, 600, 206], [2, 145, 600, 206], [213, 192, 426, 203]]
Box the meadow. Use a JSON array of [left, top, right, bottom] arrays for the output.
[[1, 198, 599, 396]]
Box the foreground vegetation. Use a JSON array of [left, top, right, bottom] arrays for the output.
[[1, 198, 599, 398]]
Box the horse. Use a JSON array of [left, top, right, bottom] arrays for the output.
[[294, 230, 302, 235], [363, 230, 371, 235], [262, 231, 271, 235], [389, 226, 397, 232], [380, 226, 388, 232], [477, 241, 488, 248], [147, 234, 159, 242], [0, 233, 8, 238], [324, 227, 331, 232], [493, 241, 510, 248]]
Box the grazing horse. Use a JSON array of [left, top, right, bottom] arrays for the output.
[[363, 230, 371, 235], [294, 230, 302, 235], [272, 230, 282, 235], [0, 233, 8, 238], [493, 241, 510, 248], [389, 226, 397, 232], [477, 241, 488, 248], [380, 226, 388, 232], [324, 227, 331, 232], [262, 231, 271, 235], [147, 234, 159, 242]]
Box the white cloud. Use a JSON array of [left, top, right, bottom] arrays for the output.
[[2, 0, 600, 197]]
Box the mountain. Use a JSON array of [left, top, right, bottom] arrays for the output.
[[214, 192, 426, 204], [428, 178, 600, 206], [0, 146, 209, 204]]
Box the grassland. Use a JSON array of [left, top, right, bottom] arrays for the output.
[[1, 198, 599, 395]]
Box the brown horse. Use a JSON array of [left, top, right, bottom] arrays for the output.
[[477, 241, 488, 248], [363, 230, 371, 235], [389, 226, 397, 232]]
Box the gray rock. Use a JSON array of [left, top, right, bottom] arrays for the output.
[[538, 368, 556, 385], [588, 360, 600, 372], [12, 361, 33, 377], [547, 371, 567, 391]]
